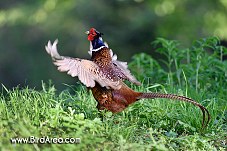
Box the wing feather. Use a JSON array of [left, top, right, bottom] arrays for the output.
[[110, 49, 141, 85], [45, 40, 121, 90]]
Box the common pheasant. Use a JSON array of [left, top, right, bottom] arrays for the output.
[[45, 28, 210, 128]]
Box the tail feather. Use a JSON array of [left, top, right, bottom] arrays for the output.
[[138, 93, 210, 129]]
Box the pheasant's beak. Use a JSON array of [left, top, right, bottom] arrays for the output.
[[85, 31, 89, 35]]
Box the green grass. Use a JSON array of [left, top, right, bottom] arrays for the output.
[[0, 37, 226, 150]]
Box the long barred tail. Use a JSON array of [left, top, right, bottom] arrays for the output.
[[138, 93, 210, 128]]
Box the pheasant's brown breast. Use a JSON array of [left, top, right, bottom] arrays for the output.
[[92, 48, 112, 66], [91, 48, 120, 82], [93, 57, 110, 67]]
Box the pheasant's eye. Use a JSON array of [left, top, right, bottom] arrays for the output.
[[90, 32, 97, 37]]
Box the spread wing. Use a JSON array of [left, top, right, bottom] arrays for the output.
[[112, 60, 141, 86], [45, 40, 121, 90], [109, 49, 141, 85]]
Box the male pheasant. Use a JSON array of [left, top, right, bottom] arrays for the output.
[[45, 28, 210, 128]]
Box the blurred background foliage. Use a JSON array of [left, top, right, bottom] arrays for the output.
[[0, 0, 227, 90]]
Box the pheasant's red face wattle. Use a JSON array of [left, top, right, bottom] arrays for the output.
[[87, 28, 97, 41]]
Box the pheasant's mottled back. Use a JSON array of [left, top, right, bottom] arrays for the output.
[[45, 28, 210, 128]]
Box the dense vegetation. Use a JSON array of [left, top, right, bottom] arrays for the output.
[[0, 38, 226, 150]]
